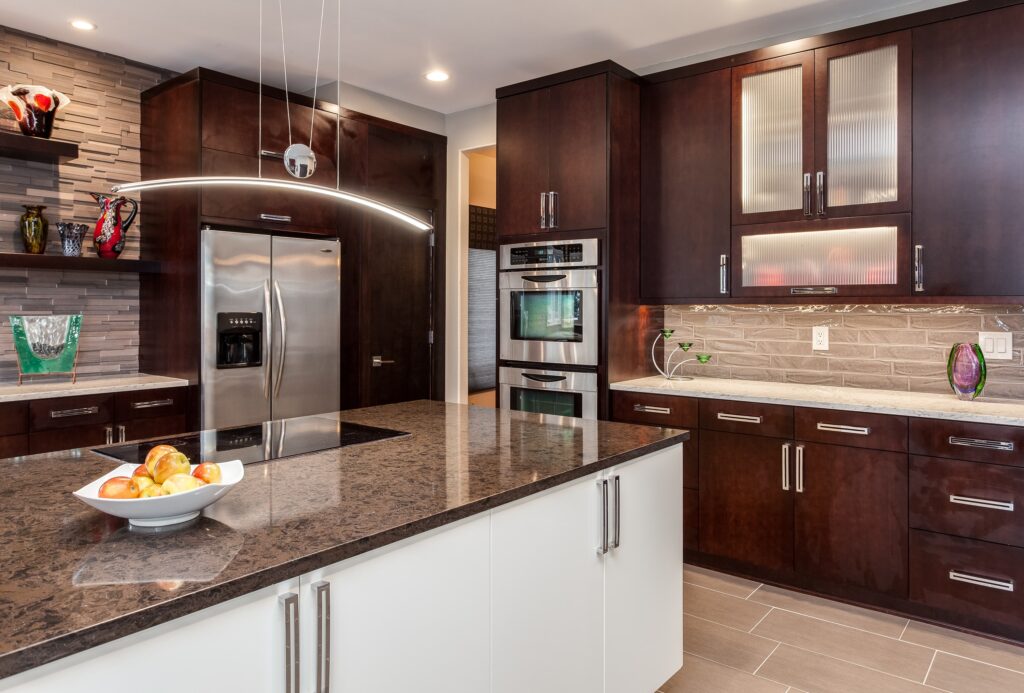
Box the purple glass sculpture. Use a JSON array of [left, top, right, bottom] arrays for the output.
[[947, 343, 986, 401]]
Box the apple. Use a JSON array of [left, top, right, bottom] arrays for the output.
[[132, 464, 151, 479], [144, 444, 178, 477], [192, 462, 222, 485], [162, 473, 206, 495], [129, 476, 155, 496], [98, 476, 139, 499], [140, 484, 168, 498], [152, 451, 190, 484]]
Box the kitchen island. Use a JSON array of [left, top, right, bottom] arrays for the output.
[[0, 400, 687, 693]]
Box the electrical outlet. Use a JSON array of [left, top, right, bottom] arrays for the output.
[[812, 325, 829, 351], [979, 331, 1013, 360]]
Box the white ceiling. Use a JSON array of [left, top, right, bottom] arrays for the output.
[[2, 0, 958, 114]]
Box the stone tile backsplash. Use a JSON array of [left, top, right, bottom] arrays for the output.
[[662, 304, 1024, 399]]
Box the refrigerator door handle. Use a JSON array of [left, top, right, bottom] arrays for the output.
[[264, 279, 272, 400], [273, 280, 287, 398]]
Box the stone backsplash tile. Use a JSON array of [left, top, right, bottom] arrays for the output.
[[663, 304, 1024, 397]]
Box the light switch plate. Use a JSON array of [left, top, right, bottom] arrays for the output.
[[979, 331, 1013, 360], [812, 325, 829, 351]]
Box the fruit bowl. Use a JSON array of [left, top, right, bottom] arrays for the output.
[[73, 461, 244, 528]]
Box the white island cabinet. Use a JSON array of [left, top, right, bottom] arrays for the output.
[[0, 444, 683, 693]]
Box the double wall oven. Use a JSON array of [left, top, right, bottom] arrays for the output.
[[498, 239, 599, 419]]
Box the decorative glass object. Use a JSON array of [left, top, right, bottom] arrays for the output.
[[57, 222, 88, 257], [947, 343, 986, 401], [19, 205, 48, 254], [0, 84, 71, 138], [90, 193, 139, 259], [9, 314, 82, 384], [651, 329, 713, 381]]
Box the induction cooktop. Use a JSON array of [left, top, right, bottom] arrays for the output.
[[95, 415, 408, 466]]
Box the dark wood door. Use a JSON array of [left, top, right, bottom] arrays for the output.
[[496, 87, 550, 237], [641, 69, 731, 300], [731, 52, 815, 226], [547, 75, 608, 233], [794, 442, 908, 597], [0, 435, 28, 459], [913, 4, 1024, 296], [29, 424, 112, 455], [699, 430, 794, 572]]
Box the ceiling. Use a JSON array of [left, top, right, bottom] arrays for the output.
[[2, 0, 958, 114]]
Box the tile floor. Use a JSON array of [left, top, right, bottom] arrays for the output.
[[658, 564, 1024, 693]]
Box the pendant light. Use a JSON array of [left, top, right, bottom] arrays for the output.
[[110, 0, 432, 232]]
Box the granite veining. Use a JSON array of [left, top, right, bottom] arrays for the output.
[[0, 374, 188, 403], [612, 375, 1024, 426], [0, 400, 686, 679]]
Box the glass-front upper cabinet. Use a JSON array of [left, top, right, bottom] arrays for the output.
[[732, 32, 911, 226]]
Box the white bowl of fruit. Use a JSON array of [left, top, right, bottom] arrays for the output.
[[73, 444, 244, 528]]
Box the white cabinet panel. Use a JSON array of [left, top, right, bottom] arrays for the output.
[[491, 474, 605, 693], [605, 445, 684, 693]]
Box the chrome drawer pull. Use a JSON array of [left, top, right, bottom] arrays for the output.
[[597, 479, 610, 556], [633, 404, 671, 415], [817, 423, 871, 436], [313, 581, 331, 693], [948, 570, 1014, 593], [260, 213, 293, 223], [717, 413, 763, 424], [790, 287, 838, 295], [795, 444, 805, 493], [130, 398, 174, 410], [781, 443, 791, 491], [51, 406, 99, 419], [280, 592, 300, 693], [949, 495, 1015, 512], [949, 436, 1014, 452]]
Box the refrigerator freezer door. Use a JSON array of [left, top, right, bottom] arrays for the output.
[[270, 235, 341, 420], [201, 229, 273, 429]]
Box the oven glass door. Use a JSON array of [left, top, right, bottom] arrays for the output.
[[510, 290, 583, 343], [509, 386, 583, 418]]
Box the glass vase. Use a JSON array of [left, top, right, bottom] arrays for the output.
[[19, 205, 48, 254], [947, 343, 986, 401]]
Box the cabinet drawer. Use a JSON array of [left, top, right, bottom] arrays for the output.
[[0, 402, 28, 436], [29, 424, 112, 454], [910, 455, 1024, 548], [700, 399, 793, 438], [116, 388, 186, 421], [610, 391, 698, 429], [121, 415, 188, 443], [910, 418, 1024, 467], [0, 434, 28, 459], [795, 407, 907, 452], [910, 530, 1024, 634], [29, 395, 114, 431]]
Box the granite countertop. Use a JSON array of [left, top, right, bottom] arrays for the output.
[[612, 375, 1024, 426], [0, 400, 687, 679], [0, 374, 189, 403]]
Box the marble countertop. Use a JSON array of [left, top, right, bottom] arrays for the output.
[[0, 374, 188, 403], [0, 400, 687, 679], [612, 376, 1024, 426]]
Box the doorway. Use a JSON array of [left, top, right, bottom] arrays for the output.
[[465, 147, 497, 407]]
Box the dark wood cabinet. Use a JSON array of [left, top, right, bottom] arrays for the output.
[[909, 418, 1024, 467], [640, 69, 731, 301], [699, 398, 793, 439], [609, 390, 698, 489], [496, 87, 549, 236], [0, 402, 27, 436], [0, 434, 28, 458], [29, 394, 115, 431], [794, 442, 908, 597], [29, 424, 113, 455], [913, 3, 1024, 297], [121, 415, 188, 443], [795, 406, 907, 452]]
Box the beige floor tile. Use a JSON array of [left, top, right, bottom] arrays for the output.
[[752, 609, 934, 681], [748, 583, 909, 638], [902, 621, 1024, 674], [684, 583, 773, 632], [659, 655, 789, 693], [684, 563, 762, 599], [683, 614, 780, 673], [925, 651, 1024, 693], [757, 644, 939, 693]]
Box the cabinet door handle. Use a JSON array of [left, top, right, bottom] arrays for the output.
[[790, 287, 838, 295], [51, 406, 99, 419], [260, 213, 293, 223], [802, 173, 812, 216], [817, 422, 871, 436], [717, 412, 762, 424], [611, 475, 621, 549], [719, 254, 729, 294], [539, 192, 548, 229], [948, 570, 1014, 593], [914, 245, 924, 292], [280, 592, 300, 693], [260, 149, 285, 159], [130, 398, 174, 410], [781, 443, 791, 491], [633, 404, 671, 415], [949, 436, 1014, 452], [795, 444, 805, 493], [104, 426, 113, 445], [313, 581, 331, 693], [816, 171, 825, 216], [597, 479, 609, 556], [949, 495, 1015, 512], [548, 191, 559, 228], [117, 424, 127, 443]]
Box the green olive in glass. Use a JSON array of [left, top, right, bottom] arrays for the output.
[[19, 205, 48, 254]]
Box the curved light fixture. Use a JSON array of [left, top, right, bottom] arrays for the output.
[[111, 177, 432, 231]]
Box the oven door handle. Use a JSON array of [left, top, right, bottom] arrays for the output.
[[521, 274, 568, 283], [522, 373, 568, 383]]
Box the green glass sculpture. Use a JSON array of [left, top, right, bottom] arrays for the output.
[[9, 314, 82, 384], [651, 330, 713, 380]]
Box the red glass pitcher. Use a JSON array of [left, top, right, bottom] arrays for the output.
[[90, 193, 138, 259]]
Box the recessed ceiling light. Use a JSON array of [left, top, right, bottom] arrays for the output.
[[70, 19, 96, 31], [425, 70, 449, 82]]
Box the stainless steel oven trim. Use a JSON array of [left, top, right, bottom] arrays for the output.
[[499, 272, 599, 366], [499, 238, 599, 270], [499, 367, 598, 420]]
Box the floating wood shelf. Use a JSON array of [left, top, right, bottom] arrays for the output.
[[0, 131, 79, 163], [0, 253, 160, 273]]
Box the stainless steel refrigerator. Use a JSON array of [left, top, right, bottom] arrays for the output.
[[201, 228, 341, 429]]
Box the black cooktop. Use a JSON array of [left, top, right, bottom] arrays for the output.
[[95, 415, 408, 466]]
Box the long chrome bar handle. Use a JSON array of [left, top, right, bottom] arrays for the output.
[[273, 280, 287, 399], [914, 245, 924, 292], [949, 436, 1014, 452], [817, 422, 871, 436], [795, 444, 805, 493], [280, 592, 300, 693], [949, 495, 1014, 512], [634, 404, 671, 415], [597, 479, 609, 555], [539, 192, 548, 229], [719, 254, 728, 294], [803, 173, 812, 216], [781, 443, 791, 491], [313, 581, 331, 693], [104, 426, 113, 445], [816, 171, 825, 216], [611, 475, 621, 549], [117, 424, 127, 443], [949, 570, 1014, 592], [717, 413, 763, 424], [548, 191, 559, 228], [263, 279, 272, 400]]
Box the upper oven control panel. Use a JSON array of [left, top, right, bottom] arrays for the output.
[[499, 238, 599, 270]]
